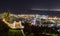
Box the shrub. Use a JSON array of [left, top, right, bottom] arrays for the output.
[[8, 29, 23, 36]]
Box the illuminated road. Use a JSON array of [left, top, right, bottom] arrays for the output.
[[2, 18, 25, 36]]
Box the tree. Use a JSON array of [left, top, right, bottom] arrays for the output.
[[2, 12, 11, 22]]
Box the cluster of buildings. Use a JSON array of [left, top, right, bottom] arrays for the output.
[[1, 12, 60, 28], [9, 14, 60, 27]]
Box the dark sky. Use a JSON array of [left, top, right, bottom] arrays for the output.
[[0, 0, 60, 9], [0, 0, 60, 15]]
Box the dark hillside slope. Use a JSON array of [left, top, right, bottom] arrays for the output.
[[0, 19, 10, 36]]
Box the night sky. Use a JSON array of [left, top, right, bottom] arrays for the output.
[[0, 0, 60, 16], [0, 0, 60, 9]]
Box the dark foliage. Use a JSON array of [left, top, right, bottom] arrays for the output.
[[0, 19, 10, 36]]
